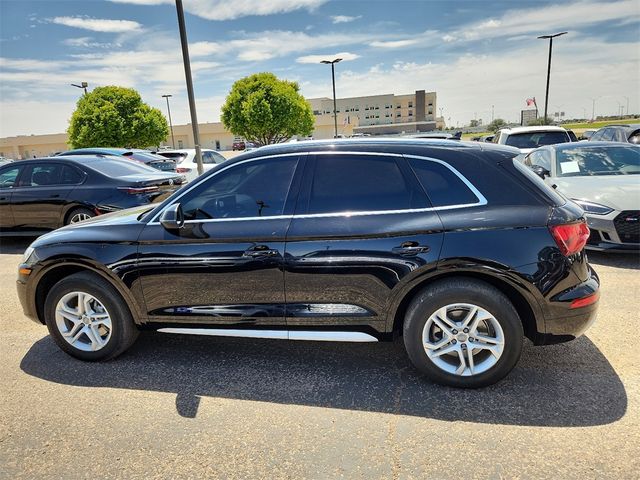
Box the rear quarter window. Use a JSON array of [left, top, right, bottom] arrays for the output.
[[408, 158, 481, 207]]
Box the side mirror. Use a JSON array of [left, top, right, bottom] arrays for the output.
[[531, 165, 550, 179], [159, 203, 184, 230]]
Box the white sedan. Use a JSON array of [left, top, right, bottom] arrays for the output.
[[156, 149, 227, 182], [521, 141, 640, 252]]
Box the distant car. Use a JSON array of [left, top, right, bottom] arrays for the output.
[[589, 124, 640, 144], [521, 142, 640, 251], [582, 129, 597, 140], [59, 148, 177, 172], [0, 155, 184, 236], [479, 135, 495, 143], [156, 149, 227, 182], [494, 126, 572, 153], [232, 141, 247, 151]]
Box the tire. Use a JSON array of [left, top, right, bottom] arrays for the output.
[[65, 207, 95, 225], [403, 278, 524, 388], [44, 272, 139, 361]]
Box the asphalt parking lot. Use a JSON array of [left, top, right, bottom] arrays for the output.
[[0, 237, 638, 479]]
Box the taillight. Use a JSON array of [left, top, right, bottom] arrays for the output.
[[176, 167, 192, 174], [570, 291, 599, 309], [549, 222, 590, 256], [117, 186, 159, 195]]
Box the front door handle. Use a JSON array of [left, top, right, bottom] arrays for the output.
[[243, 245, 279, 258], [392, 241, 430, 256]]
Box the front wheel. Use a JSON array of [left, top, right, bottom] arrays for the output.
[[44, 272, 139, 361], [403, 278, 524, 388], [66, 207, 95, 225]]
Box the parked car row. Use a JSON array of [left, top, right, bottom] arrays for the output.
[[58, 147, 178, 172], [155, 148, 226, 182], [0, 154, 184, 235]]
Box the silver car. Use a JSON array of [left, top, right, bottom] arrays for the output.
[[521, 142, 640, 252]]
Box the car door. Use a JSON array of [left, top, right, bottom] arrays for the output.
[[0, 163, 24, 231], [283, 152, 444, 334], [9, 161, 75, 231], [136, 154, 304, 328]]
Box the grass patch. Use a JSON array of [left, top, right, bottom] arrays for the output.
[[562, 118, 639, 130]]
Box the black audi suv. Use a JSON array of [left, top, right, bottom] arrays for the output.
[[16, 139, 599, 387]]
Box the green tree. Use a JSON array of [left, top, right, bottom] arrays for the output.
[[221, 72, 314, 145], [68, 86, 169, 148], [469, 119, 479, 127], [527, 117, 551, 126], [488, 118, 507, 133]]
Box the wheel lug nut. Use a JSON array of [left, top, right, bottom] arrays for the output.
[[469, 338, 474, 342], [463, 328, 469, 333], [452, 339, 457, 344], [452, 329, 458, 334]]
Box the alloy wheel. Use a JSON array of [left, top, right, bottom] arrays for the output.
[[70, 212, 92, 224], [422, 303, 504, 376], [55, 291, 112, 352]]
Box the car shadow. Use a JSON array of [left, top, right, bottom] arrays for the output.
[[20, 332, 626, 426], [0, 237, 34, 255], [587, 251, 639, 270]]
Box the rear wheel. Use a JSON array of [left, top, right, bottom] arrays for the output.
[[66, 207, 95, 225], [403, 278, 523, 388], [44, 272, 139, 361]]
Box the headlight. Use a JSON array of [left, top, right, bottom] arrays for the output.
[[21, 246, 37, 265], [572, 199, 614, 215]]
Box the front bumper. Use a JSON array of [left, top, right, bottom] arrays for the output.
[[585, 211, 640, 252]]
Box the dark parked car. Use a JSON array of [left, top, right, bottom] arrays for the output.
[[1, 155, 183, 235], [589, 124, 640, 143], [17, 139, 599, 388], [59, 148, 177, 172]]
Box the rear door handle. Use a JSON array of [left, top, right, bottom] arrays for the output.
[[392, 241, 430, 256], [243, 245, 279, 257]]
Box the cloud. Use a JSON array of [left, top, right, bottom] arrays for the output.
[[370, 39, 419, 49], [107, 0, 328, 21], [296, 52, 360, 64], [51, 16, 143, 33], [452, 0, 640, 41], [330, 15, 362, 24], [62, 37, 121, 49]]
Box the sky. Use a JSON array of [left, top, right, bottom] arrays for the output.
[[0, 0, 639, 137]]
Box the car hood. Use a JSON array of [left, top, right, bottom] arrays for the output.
[[551, 175, 640, 211], [31, 205, 152, 248]]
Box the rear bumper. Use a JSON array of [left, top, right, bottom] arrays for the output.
[[535, 267, 600, 345]]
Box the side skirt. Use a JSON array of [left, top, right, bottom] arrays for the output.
[[156, 328, 378, 342]]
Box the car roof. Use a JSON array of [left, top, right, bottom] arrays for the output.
[[599, 123, 640, 129], [225, 138, 520, 165], [63, 147, 130, 155], [499, 126, 568, 134]]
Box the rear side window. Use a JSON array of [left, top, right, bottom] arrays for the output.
[[61, 165, 84, 184], [408, 158, 480, 207], [203, 151, 226, 164], [307, 155, 426, 214], [512, 159, 566, 206]]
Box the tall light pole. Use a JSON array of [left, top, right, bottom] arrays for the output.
[[175, 0, 203, 175], [623, 96, 629, 117], [71, 82, 88, 95], [589, 96, 601, 121], [320, 58, 342, 138], [162, 94, 176, 148], [537, 31, 567, 124], [491, 105, 494, 122]]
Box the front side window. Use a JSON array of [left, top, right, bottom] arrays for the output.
[[179, 157, 298, 220], [307, 155, 425, 214], [408, 159, 480, 207], [0, 165, 22, 188]]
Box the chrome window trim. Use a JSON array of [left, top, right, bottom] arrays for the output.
[[148, 150, 487, 225]]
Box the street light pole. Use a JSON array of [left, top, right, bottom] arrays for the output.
[[71, 82, 88, 95], [623, 96, 629, 117], [162, 94, 176, 148], [320, 58, 342, 138], [175, 0, 203, 175], [537, 32, 567, 124]]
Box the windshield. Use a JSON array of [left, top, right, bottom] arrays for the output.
[[555, 145, 640, 176], [505, 131, 569, 149], [88, 157, 162, 176]]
